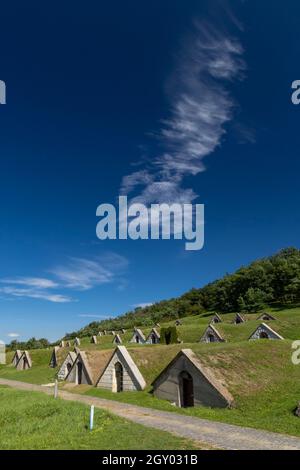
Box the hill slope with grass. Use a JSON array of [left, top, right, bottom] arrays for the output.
[[1, 305, 300, 437], [2, 305, 300, 382], [60, 247, 300, 340]]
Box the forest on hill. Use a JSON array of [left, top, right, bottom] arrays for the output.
[[63, 247, 300, 340]]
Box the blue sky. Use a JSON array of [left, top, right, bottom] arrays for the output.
[[0, 0, 300, 342]]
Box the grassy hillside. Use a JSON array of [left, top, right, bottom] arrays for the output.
[[2, 305, 300, 438], [2, 305, 300, 383], [65, 306, 300, 437], [60, 247, 300, 339], [81, 340, 300, 437], [0, 349, 55, 384], [63, 306, 300, 348], [0, 386, 203, 450]]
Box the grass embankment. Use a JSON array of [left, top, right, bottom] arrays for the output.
[[70, 306, 300, 347], [0, 349, 55, 384], [2, 306, 300, 438], [81, 340, 300, 438], [0, 386, 206, 450]]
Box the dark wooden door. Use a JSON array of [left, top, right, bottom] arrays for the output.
[[115, 362, 123, 392], [77, 362, 83, 384], [181, 372, 194, 407]]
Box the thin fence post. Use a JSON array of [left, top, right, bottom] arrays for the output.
[[90, 405, 94, 431]]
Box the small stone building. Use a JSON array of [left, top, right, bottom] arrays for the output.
[[57, 351, 77, 380], [233, 313, 245, 324], [146, 328, 160, 344], [74, 337, 81, 346], [97, 331, 103, 336], [175, 320, 182, 326], [152, 349, 233, 408], [60, 340, 65, 348], [96, 346, 146, 392], [211, 313, 222, 324], [249, 323, 283, 340], [16, 351, 32, 370], [113, 334, 122, 344], [11, 350, 22, 366], [199, 325, 224, 343], [130, 328, 146, 344], [256, 313, 276, 321], [66, 351, 93, 385], [91, 335, 97, 344], [49, 346, 59, 368], [66, 350, 112, 385]]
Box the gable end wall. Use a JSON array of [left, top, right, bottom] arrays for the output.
[[97, 350, 141, 391], [153, 354, 229, 408]]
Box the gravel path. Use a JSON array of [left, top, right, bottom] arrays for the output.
[[1, 378, 300, 450]]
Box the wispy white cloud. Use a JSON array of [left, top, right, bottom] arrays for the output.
[[51, 253, 128, 291], [0, 286, 73, 303], [132, 302, 153, 309], [0, 253, 129, 303], [7, 332, 20, 338], [121, 20, 245, 205], [0, 277, 58, 289], [51, 258, 113, 290], [233, 122, 256, 144], [77, 314, 111, 319]]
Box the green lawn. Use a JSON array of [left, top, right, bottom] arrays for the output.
[[0, 349, 55, 384], [0, 386, 206, 450]]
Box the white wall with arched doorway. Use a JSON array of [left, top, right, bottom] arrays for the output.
[[249, 323, 283, 341], [152, 349, 233, 409], [65, 353, 93, 385], [57, 352, 77, 380], [97, 347, 146, 392]]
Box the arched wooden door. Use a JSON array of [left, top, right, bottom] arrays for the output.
[[77, 361, 83, 384], [179, 371, 194, 407], [115, 362, 123, 392], [208, 333, 215, 343]]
